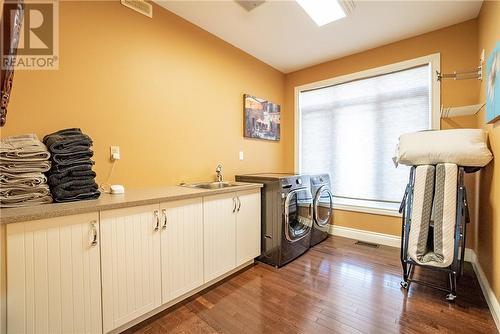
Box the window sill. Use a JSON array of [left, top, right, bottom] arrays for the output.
[[332, 203, 402, 218]]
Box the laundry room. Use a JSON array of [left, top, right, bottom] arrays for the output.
[[0, 1, 499, 333]]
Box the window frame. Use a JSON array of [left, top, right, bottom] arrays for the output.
[[294, 53, 441, 217]]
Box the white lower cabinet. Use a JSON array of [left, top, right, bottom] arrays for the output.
[[236, 190, 261, 266], [203, 189, 261, 282], [6, 212, 102, 334], [203, 192, 238, 282], [160, 198, 204, 304], [100, 205, 162, 333], [5, 189, 261, 334]]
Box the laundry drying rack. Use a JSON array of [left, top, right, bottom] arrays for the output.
[[399, 166, 474, 301]]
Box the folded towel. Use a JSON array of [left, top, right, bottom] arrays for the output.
[[48, 173, 96, 187], [0, 160, 51, 173], [51, 149, 94, 166], [0, 134, 53, 207], [53, 191, 100, 203], [42, 128, 100, 203], [43, 128, 93, 154], [52, 179, 100, 202], [0, 194, 53, 207], [0, 134, 51, 162], [48, 163, 93, 177], [49, 161, 94, 174], [1, 183, 51, 196], [0, 183, 53, 208], [49, 166, 95, 178], [0, 171, 47, 186]]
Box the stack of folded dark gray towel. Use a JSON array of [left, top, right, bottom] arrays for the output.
[[43, 128, 100, 202], [0, 134, 53, 207]]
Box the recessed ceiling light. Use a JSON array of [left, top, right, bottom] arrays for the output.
[[296, 0, 350, 26]]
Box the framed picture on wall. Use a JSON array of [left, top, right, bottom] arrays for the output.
[[486, 40, 500, 124], [243, 94, 281, 141]]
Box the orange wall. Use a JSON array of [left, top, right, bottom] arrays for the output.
[[0, 1, 287, 187], [0, 2, 490, 242], [284, 20, 480, 237], [476, 0, 500, 305]]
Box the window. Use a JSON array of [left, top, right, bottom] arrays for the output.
[[296, 55, 440, 214]]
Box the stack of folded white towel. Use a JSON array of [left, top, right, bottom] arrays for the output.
[[0, 134, 53, 207]]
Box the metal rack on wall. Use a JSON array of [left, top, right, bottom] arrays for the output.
[[439, 51, 485, 119]]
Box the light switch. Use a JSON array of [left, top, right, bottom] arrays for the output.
[[239, 151, 244, 161]]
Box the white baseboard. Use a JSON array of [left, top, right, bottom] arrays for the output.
[[328, 225, 401, 248], [468, 249, 500, 332], [328, 225, 476, 262], [464, 247, 475, 263]]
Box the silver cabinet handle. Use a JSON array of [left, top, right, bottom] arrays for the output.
[[90, 220, 98, 247], [154, 210, 160, 231], [237, 196, 241, 212], [232, 197, 237, 213], [162, 209, 167, 229]]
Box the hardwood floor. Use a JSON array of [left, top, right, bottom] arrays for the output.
[[127, 236, 497, 334]]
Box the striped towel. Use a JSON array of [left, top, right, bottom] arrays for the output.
[[408, 163, 457, 268]]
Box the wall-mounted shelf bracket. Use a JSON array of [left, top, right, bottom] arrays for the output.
[[437, 51, 485, 81]]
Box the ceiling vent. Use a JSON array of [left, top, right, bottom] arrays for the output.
[[235, 1, 266, 12], [121, 0, 153, 18]]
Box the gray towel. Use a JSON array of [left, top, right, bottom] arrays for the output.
[[43, 128, 93, 154], [51, 149, 94, 166]]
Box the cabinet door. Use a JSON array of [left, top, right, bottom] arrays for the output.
[[236, 190, 261, 266], [100, 204, 161, 333], [203, 192, 237, 282], [7, 212, 102, 334], [160, 198, 203, 304]]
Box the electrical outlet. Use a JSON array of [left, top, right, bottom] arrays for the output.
[[110, 146, 120, 161], [239, 151, 244, 161]]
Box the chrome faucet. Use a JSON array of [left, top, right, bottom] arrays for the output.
[[215, 163, 223, 182]]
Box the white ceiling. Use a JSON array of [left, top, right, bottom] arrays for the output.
[[154, 0, 483, 73]]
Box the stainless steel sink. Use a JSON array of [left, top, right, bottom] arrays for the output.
[[182, 182, 238, 189]]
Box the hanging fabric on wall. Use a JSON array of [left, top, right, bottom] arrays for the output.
[[0, 0, 24, 127]]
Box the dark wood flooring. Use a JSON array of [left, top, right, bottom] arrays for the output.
[[127, 236, 497, 334]]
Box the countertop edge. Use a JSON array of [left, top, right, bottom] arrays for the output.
[[0, 183, 263, 225]]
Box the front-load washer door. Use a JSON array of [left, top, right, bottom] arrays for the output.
[[284, 188, 313, 242], [314, 185, 333, 228]]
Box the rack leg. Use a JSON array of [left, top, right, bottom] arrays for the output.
[[401, 264, 409, 289], [446, 272, 457, 302], [401, 263, 412, 289]]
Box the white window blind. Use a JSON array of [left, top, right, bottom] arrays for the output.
[[299, 65, 431, 210]]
